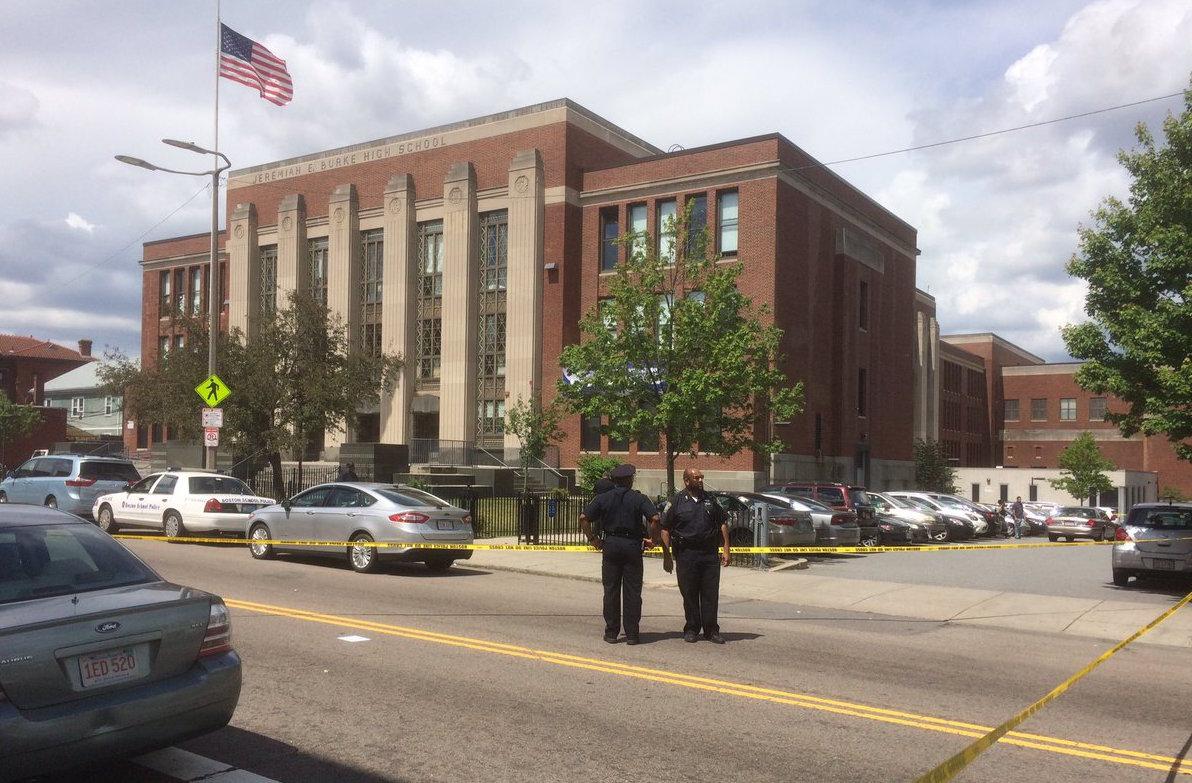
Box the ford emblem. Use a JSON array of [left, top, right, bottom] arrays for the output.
[[95, 621, 121, 634]]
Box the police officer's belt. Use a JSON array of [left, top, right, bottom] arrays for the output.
[[604, 530, 645, 540]]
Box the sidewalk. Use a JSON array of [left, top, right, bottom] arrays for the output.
[[466, 538, 1192, 648]]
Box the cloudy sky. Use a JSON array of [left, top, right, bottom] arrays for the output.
[[2, 0, 1189, 361]]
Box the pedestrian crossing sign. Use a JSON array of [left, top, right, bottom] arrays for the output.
[[195, 374, 232, 407]]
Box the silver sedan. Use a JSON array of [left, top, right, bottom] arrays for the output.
[[0, 505, 241, 781], [1045, 506, 1114, 542], [1112, 503, 1192, 585], [246, 482, 474, 573]]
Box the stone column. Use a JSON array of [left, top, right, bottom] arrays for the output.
[[503, 150, 545, 451], [439, 163, 478, 444], [275, 194, 308, 311], [380, 175, 417, 444], [228, 202, 259, 336], [325, 184, 361, 453]]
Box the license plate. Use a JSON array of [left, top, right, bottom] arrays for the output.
[[78, 647, 140, 689], [1152, 558, 1177, 571], [436, 520, 455, 530]]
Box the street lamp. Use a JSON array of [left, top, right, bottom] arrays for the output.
[[117, 140, 231, 471]]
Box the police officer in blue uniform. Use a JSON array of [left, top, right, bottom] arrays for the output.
[[660, 468, 730, 643], [579, 464, 660, 645]]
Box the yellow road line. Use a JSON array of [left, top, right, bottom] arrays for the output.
[[224, 597, 1190, 776], [915, 588, 1192, 782]]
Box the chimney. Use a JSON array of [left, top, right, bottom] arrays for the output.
[[78, 339, 92, 358]]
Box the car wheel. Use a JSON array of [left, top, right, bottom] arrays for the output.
[[97, 505, 119, 533], [860, 533, 879, 548], [45, 496, 58, 509], [0, 491, 7, 503], [249, 523, 275, 560], [1047, 534, 1058, 542], [348, 533, 380, 573], [163, 511, 186, 539], [1065, 536, 1075, 542], [1112, 568, 1130, 587], [425, 557, 454, 573]]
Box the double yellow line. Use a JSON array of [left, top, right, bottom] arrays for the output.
[[225, 597, 1191, 777]]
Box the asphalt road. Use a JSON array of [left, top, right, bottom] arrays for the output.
[[32, 540, 1192, 783], [803, 537, 1192, 604]]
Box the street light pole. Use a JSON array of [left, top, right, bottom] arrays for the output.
[[116, 142, 230, 471]]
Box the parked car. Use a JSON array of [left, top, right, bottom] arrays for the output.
[[1045, 506, 1114, 542], [876, 513, 930, 545], [0, 455, 141, 518], [0, 505, 241, 780], [869, 493, 947, 541], [886, 492, 981, 538], [247, 483, 474, 573], [708, 492, 816, 547], [760, 494, 861, 547], [929, 494, 1005, 536], [761, 483, 880, 546], [92, 470, 274, 537], [1111, 502, 1192, 586], [1021, 503, 1056, 535]]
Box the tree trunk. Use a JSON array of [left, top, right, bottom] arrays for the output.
[[665, 448, 677, 499], [268, 450, 285, 500]]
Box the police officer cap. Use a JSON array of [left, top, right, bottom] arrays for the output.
[[609, 463, 636, 479]]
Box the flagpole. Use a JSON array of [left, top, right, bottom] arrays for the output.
[[206, 0, 221, 471]]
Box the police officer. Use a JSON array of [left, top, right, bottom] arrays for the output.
[[579, 464, 660, 645], [660, 468, 730, 644]]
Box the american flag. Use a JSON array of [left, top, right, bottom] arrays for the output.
[[219, 23, 292, 106]]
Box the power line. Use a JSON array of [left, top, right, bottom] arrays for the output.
[[785, 90, 1185, 173]]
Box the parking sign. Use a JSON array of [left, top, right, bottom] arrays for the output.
[[203, 427, 220, 447]]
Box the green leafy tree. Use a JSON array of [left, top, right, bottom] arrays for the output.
[[1158, 486, 1188, 502], [1049, 432, 1115, 503], [0, 392, 41, 466], [557, 201, 803, 495], [100, 293, 402, 498], [913, 438, 958, 494], [576, 454, 621, 492], [505, 397, 565, 493], [1063, 82, 1192, 462]]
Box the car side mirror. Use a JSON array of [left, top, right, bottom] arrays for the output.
[[281, 499, 292, 515]]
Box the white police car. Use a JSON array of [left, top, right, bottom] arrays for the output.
[[92, 470, 274, 538]]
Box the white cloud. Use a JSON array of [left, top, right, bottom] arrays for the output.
[[64, 212, 96, 233]]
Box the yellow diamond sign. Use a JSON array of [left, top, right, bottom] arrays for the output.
[[195, 374, 232, 407]]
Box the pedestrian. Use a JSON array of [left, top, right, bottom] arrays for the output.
[[1011, 496, 1025, 540], [337, 462, 359, 482], [660, 468, 731, 644], [996, 499, 1010, 538], [579, 464, 661, 646]]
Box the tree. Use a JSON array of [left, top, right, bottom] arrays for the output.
[[0, 392, 41, 467], [1049, 432, 1115, 504], [1063, 82, 1192, 462], [505, 397, 565, 492], [101, 293, 402, 498], [557, 201, 804, 495], [1158, 486, 1188, 502], [575, 454, 621, 492], [913, 438, 957, 494]]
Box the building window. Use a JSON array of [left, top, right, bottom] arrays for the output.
[[600, 208, 619, 272], [360, 229, 383, 356], [151, 423, 162, 444], [219, 261, 229, 310], [657, 199, 677, 264], [190, 267, 203, 315], [1034, 446, 1042, 460], [477, 211, 508, 441], [1031, 398, 1047, 421], [942, 361, 962, 393], [309, 237, 329, 305], [717, 190, 738, 255], [362, 323, 382, 358], [1004, 399, 1020, 421], [857, 368, 867, 417], [104, 396, 114, 416], [415, 221, 444, 380], [158, 336, 169, 357], [160, 270, 172, 316], [174, 335, 184, 350], [608, 424, 629, 453], [580, 415, 602, 452], [70, 397, 83, 418], [259, 245, 278, 314], [174, 268, 186, 315], [999, 484, 1008, 502], [685, 194, 707, 257], [628, 203, 647, 260], [858, 280, 869, 331], [1006, 445, 1015, 461], [477, 399, 506, 438], [1059, 398, 1076, 421], [136, 425, 149, 449], [1089, 397, 1107, 421], [636, 429, 660, 452]]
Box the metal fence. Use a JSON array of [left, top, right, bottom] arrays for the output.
[[436, 491, 593, 545], [243, 462, 376, 499]]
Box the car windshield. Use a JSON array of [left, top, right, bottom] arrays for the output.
[[0, 523, 157, 605], [883, 494, 913, 509], [378, 486, 450, 508], [1057, 507, 1097, 516], [189, 476, 254, 494], [818, 487, 846, 504], [1129, 508, 1192, 529], [79, 461, 141, 482]]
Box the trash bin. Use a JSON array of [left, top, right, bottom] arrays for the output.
[[519, 494, 541, 544]]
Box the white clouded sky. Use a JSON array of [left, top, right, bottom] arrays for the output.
[[1, 0, 1189, 360]]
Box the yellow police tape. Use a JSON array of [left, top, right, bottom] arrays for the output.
[[915, 587, 1192, 783], [111, 532, 1189, 554]]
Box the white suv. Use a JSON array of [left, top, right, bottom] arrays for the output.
[[93, 471, 274, 538]]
